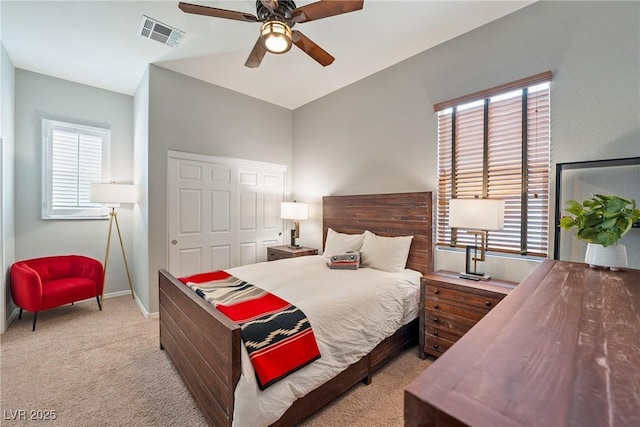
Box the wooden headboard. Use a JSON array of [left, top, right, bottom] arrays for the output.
[[322, 192, 433, 275]]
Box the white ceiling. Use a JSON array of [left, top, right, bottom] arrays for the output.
[[1, 0, 534, 110]]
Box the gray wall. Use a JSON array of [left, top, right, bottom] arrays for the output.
[[293, 1, 640, 281], [143, 65, 293, 313], [132, 67, 150, 314], [13, 70, 135, 297], [1, 43, 16, 331]]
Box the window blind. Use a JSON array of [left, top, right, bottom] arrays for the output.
[[436, 73, 551, 257], [43, 119, 110, 219]]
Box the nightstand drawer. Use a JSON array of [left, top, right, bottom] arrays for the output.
[[267, 251, 288, 261], [425, 325, 460, 343], [425, 308, 482, 336], [426, 285, 502, 310], [424, 335, 455, 357], [425, 299, 488, 321]]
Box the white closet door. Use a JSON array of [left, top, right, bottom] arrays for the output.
[[237, 166, 285, 265], [168, 152, 285, 277]]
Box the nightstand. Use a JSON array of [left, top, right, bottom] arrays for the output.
[[419, 270, 516, 359], [267, 245, 318, 261]]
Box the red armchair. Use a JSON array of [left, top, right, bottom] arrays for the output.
[[10, 255, 104, 330]]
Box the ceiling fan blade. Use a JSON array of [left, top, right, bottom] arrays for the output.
[[178, 2, 258, 22], [292, 0, 364, 23], [245, 38, 268, 68], [292, 30, 335, 66], [259, 0, 279, 13]]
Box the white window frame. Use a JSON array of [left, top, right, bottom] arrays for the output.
[[42, 119, 111, 219]]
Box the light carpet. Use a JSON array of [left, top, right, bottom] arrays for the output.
[[1, 296, 431, 426]]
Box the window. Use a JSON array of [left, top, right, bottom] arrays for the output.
[[42, 119, 110, 219], [436, 72, 551, 257]]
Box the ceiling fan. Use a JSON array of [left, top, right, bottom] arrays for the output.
[[178, 0, 364, 68]]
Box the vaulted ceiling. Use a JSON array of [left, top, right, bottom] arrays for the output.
[[1, 1, 534, 109]]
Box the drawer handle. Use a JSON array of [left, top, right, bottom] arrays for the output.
[[434, 304, 439, 309], [433, 344, 439, 350], [433, 330, 439, 336], [434, 289, 440, 295], [432, 317, 439, 323], [485, 301, 492, 307]]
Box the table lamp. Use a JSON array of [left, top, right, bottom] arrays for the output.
[[449, 198, 505, 281], [281, 201, 309, 248]]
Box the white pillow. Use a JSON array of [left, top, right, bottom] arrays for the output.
[[322, 228, 365, 258], [360, 230, 413, 273]]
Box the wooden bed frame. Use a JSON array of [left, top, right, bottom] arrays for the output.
[[159, 191, 433, 426]]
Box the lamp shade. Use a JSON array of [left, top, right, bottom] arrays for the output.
[[90, 183, 139, 205], [449, 198, 504, 231], [281, 202, 309, 221], [260, 21, 292, 54]]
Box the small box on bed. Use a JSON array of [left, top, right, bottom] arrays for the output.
[[328, 252, 360, 270]]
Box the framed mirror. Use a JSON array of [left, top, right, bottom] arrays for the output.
[[554, 157, 640, 268]]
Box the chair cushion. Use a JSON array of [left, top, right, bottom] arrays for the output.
[[42, 278, 99, 310]]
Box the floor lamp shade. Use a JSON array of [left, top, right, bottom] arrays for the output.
[[90, 183, 139, 207], [449, 198, 505, 280], [281, 202, 309, 248]]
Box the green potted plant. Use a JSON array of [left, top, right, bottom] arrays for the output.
[[560, 194, 640, 269]]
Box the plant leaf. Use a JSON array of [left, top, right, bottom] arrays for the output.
[[597, 230, 618, 247], [606, 198, 627, 212], [559, 216, 577, 229]]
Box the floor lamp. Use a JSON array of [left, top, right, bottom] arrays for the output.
[[90, 183, 139, 303]]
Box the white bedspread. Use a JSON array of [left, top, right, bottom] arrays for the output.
[[223, 255, 421, 427]]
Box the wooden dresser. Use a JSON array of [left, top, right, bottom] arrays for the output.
[[420, 271, 516, 358], [405, 260, 640, 427]]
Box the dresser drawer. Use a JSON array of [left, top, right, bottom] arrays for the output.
[[426, 285, 502, 310]]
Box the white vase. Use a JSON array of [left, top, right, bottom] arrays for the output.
[[584, 243, 628, 270]]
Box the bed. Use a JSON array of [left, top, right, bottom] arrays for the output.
[[159, 191, 433, 426]]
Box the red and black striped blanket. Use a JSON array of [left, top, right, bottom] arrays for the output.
[[178, 270, 321, 390]]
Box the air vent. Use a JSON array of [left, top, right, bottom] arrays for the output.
[[138, 15, 184, 47]]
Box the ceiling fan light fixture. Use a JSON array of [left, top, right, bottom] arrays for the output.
[[260, 21, 292, 54]]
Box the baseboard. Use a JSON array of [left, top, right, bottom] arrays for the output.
[[103, 290, 133, 299], [4, 291, 157, 330], [6, 307, 21, 330], [103, 290, 157, 319]]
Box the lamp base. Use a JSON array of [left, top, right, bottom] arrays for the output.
[[458, 272, 492, 281], [289, 228, 299, 249], [461, 244, 491, 281]]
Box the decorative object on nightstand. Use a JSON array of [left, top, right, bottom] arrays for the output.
[[267, 245, 318, 261], [90, 183, 139, 303], [449, 197, 505, 281], [419, 271, 515, 359], [281, 201, 309, 248]]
